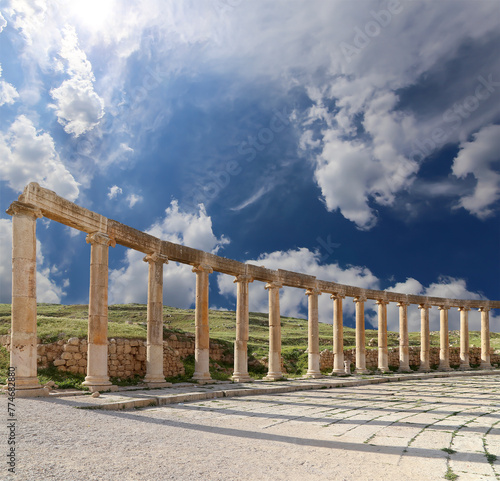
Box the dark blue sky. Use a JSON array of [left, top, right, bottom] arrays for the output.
[[0, 1, 499, 332]]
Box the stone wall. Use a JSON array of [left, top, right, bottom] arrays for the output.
[[320, 347, 500, 371], [0, 334, 233, 380]]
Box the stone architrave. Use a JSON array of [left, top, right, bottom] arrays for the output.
[[143, 253, 171, 387], [376, 300, 390, 373], [418, 304, 431, 372], [397, 302, 411, 372], [331, 293, 345, 375], [265, 282, 284, 380], [353, 297, 369, 374], [192, 264, 213, 381], [438, 306, 452, 371], [479, 307, 493, 369], [305, 288, 322, 378], [458, 307, 470, 370], [5, 202, 48, 397], [82, 232, 117, 392], [232, 274, 253, 382]]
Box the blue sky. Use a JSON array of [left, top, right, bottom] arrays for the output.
[[0, 0, 499, 333]]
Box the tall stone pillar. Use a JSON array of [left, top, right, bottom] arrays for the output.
[[143, 253, 171, 387], [353, 297, 368, 374], [192, 264, 213, 381], [305, 288, 322, 378], [265, 282, 284, 380], [6, 202, 47, 397], [438, 306, 451, 371], [232, 274, 253, 382], [377, 300, 389, 373], [83, 232, 116, 391], [479, 307, 493, 369], [458, 307, 470, 370], [418, 304, 431, 372], [398, 302, 411, 372], [331, 293, 345, 375]]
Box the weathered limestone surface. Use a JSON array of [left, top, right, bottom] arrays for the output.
[[331, 294, 345, 374], [265, 282, 284, 380], [232, 274, 253, 382], [305, 288, 321, 378]]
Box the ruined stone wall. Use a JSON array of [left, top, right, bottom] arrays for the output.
[[319, 347, 500, 371]]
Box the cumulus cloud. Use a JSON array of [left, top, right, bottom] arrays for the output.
[[0, 219, 66, 303], [109, 200, 229, 306], [217, 247, 380, 324], [0, 115, 80, 200], [452, 124, 500, 219], [126, 193, 143, 208], [107, 185, 123, 199], [50, 25, 104, 137], [0, 64, 19, 106]]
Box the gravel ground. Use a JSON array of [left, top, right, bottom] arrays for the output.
[[3, 375, 500, 481]]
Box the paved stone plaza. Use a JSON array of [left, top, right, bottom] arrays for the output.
[[9, 374, 500, 480]]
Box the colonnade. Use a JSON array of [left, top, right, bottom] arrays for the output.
[[5, 185, 499, 396]]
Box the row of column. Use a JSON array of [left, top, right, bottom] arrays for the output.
[[6, 201, 496, 396]]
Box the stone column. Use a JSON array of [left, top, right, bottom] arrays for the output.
[[354, 297, 368, 374], [418, 304, 431, 372], [438, 306, 451, 371], [331, 293, 345, 375], [458, 307, 470, 370], [265, 282, 284, 380], [192, 264, 213, 381], [479, 307, 493, 369], [143, 253, 171, 387], [377, 300, 389, 373], [398, 302, 411, 372], [305, 288, 322, 378], [6, 202, 47, 397], [232, 274, 253, 382], [83, 232, 116, 391]]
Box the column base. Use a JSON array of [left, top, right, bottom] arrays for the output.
[[192, 372, 212, 381], [264, 372, 284, 381], [398, 366, 412, 373], [82, 376, 118, 392], [438, 365, 452, 372], [377, 369, 391, 374], [231, 373, 253, 382], [305, 371, 323, 378], [458, 363, 471, 370], [85, 384, 119, 393], [144, 380, 172, 388], [3, 385, 50, 398], [354, 368, 369, 375], [418, 365, 431, 372], [331, 368, 345, 375], [480, 362, 493, 370]]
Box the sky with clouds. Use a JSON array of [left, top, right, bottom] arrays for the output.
[[0, 0, 499, 333]]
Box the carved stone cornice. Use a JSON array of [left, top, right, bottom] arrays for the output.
[[265, 282, 282, 290], [234, 274, 253, 284], [305, 287, 322, 297], [192, 264, 213, 274], [143, 252, 169, 264], [86, 232, 116, 247], [6, 201, 42, 219]]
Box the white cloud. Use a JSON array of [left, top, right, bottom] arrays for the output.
[[452, 124, 500, 219], [0, 12, 6, 32], [107, 185, 123, 199], [0, 219, 66, 303], [109, 200, 229, 306], [126, 193, 143, 208], [217, 247, 380, 324], [0, 115, 80, 200], [50, 25, 104, 137], [0, 64, 19, 106]]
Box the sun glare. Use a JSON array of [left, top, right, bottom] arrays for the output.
[[68, 0, 116, 31]]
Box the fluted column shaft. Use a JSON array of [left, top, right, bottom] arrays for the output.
[[305, 288, 322, 378], [265, 282, 283, 380], [143, 253, 169, 385], [438, 306, 451, 371], [419, 304, 431, 372], [83, 232, 115, 389], [232, 275, 253, 382], [192, 264, 213, 381], [331, 294, 345, 374], [6, 202, 46, 395], [458, 307, 470, 370], [354, 297, 368, 374], [479, 307, 492, 369], [377, 300, 389, 372], [398, 302, 411, 372]]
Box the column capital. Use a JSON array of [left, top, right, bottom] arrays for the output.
[[192, 263, 213, 274], [305, 287, 322, 297], [143, 252, 169, 264], [458, 306, 471, 312], [330, 293, 345, 300], [438, 305, 450, 311], [6, 201, 42, 219], [265, 281, 282, 290], [234, 274, 253, 284], [478, 306, 491, 312], [86, 232, 116, 247], [353, 296, 367, 303], [375, 299, 389, 306], [418, 303, 431, 310], [397, 301, 410, 307]]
